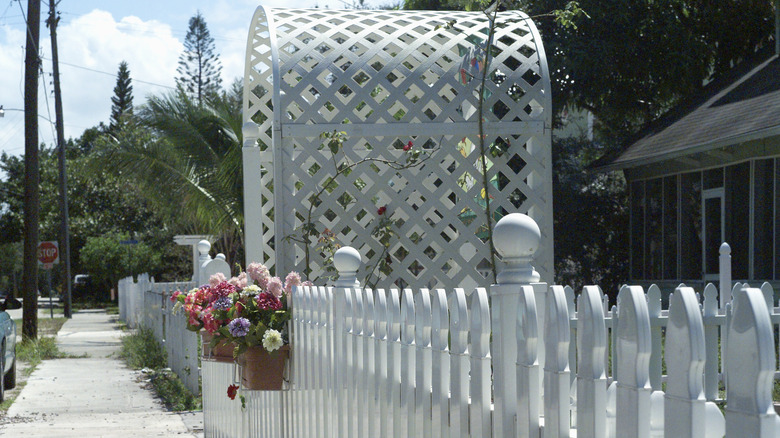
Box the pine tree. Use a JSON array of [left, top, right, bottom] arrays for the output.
[[176, 11, 223, 105], [110, 61, 133, 132]]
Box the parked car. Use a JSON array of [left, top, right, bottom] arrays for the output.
[[73, 274, 93, 302], [0, 295, 21, 401]]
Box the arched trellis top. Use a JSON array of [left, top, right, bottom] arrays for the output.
[[242, 6, 553, 288]]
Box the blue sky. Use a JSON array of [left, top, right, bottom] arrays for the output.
[[0, 0, 376, 157]]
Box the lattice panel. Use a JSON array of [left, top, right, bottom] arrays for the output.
[[243, 7, 553, 287]]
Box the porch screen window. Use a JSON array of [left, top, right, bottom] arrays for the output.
[[753, 159, 774, 279], [680, 172, 702, 279], [646, 179, 663, 279], [726, 163, 749, 279], [631, 181, 645, 279], [776, 159, 780, 280], [663, 176, 678, 279]]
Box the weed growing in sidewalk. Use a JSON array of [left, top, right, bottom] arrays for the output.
[[119, 326, 166, 369], [119, 326, 201, 411], [146, 369, 202, 411]]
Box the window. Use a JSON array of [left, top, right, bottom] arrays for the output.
[[726, 163, 750, 279], [680, 172, 702, 279], [754, 159, 773, 279], [663, 176, 678, 279], [646, 179, 663, 279], [631, 181, 645, 280]]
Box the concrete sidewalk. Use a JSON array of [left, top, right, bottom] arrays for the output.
[[0, 310, 203, 437]]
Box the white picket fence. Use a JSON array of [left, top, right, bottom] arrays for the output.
[[202, 213, 780, 438]]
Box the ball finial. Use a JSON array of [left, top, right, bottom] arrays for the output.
[[493, 213, 541, 259], [197, 240, 211, 256], [333, 246, 362, 274]]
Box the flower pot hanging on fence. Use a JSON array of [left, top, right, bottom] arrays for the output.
[[238, 345, 290, 390], [201, 331, 234, 363]]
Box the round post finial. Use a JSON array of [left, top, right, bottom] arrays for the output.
[[242, 121, 260, 142], [493, 213, 541, 284], [719, 242, 731, 255], [197, 240, 211, 256], [216, 253, 226, 261], [333, 246, 361, 288]]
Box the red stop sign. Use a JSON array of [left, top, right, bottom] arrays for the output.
[[38, 241, 59, 264]]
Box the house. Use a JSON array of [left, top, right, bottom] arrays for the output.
[[595, 49, 780, 290]]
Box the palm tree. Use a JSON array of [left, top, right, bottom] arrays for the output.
[[96, 87, 244, 264]]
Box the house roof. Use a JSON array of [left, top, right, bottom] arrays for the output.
[[595, 52, 780, 171]]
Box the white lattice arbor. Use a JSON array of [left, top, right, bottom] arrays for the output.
[[242, 7, 553, 289]]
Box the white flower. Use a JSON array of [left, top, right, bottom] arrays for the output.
[[262, 329, 284, 352], [172, 301, 183, 314], [241, 284, 261, 298]]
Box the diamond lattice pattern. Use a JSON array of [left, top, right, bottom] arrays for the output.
[[244, 8, 552, 289]]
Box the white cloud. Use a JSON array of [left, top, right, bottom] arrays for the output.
[[54, 10, 183, 135], [0, 10, 184, 156]]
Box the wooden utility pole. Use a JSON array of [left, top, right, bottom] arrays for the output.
[[47, 0, 72, 318], [22, 0, 41, 340]]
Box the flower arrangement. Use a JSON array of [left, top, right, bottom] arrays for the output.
[[171, 262, 310, 357]]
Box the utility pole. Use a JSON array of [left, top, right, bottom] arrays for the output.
[[47, 0, 72, 318], [22, 0, 41, 341]]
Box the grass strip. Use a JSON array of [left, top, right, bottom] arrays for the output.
[[119, 325, 201, 411]]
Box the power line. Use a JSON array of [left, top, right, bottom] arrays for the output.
[[40, 56, 176, 89]]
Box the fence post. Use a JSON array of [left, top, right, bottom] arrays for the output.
[[725, 287, 778, 438], [333, 246, 361, 438], [719, 242, 732, 308], [490, 213, 542, 438], [196, 240, 212, 285]]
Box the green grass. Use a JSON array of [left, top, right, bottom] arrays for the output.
[[119, 326, 167, 369], [118, 325, 201, 411], [148, 369, 202, 411], [16, 337, 70, 368]]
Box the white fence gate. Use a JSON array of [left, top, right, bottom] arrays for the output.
[[202, 213, 780, 438]]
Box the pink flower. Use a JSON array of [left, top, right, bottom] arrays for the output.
[[229, 272, 248, 289], [247, 262, 270, 288], [202, 311, 219, 333], [302, 281, 313, 287], [377, 206, 387, 215], [256, 292, 283, 310], [211, 282, 237, 301], [284, 271, 301, 295], [170, 291, 182, 302], [404, 141, 413, 151], [209, 273, 227, 287], [267, 277, 283, 298]]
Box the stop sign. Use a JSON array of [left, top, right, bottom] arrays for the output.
[[38, 241, 59, 265]]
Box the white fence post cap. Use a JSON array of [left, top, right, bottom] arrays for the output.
[[334, 246, 361, 288], [198, 240, 211, 255], [494, 213, 541, 284], [719, 242, 731, 255], [242, 121, 260, 139]]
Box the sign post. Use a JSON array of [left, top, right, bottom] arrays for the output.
[[38, 241, 59, 318]]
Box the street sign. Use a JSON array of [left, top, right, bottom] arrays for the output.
[[120, 239, 138, 245], [38, 241, 59, 268]]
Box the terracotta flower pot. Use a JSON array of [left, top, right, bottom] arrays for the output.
[[238, 345, 290, 390], [201, 331, 235, 363]]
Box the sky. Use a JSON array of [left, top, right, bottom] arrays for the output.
[[0, 0, 378, 157]]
